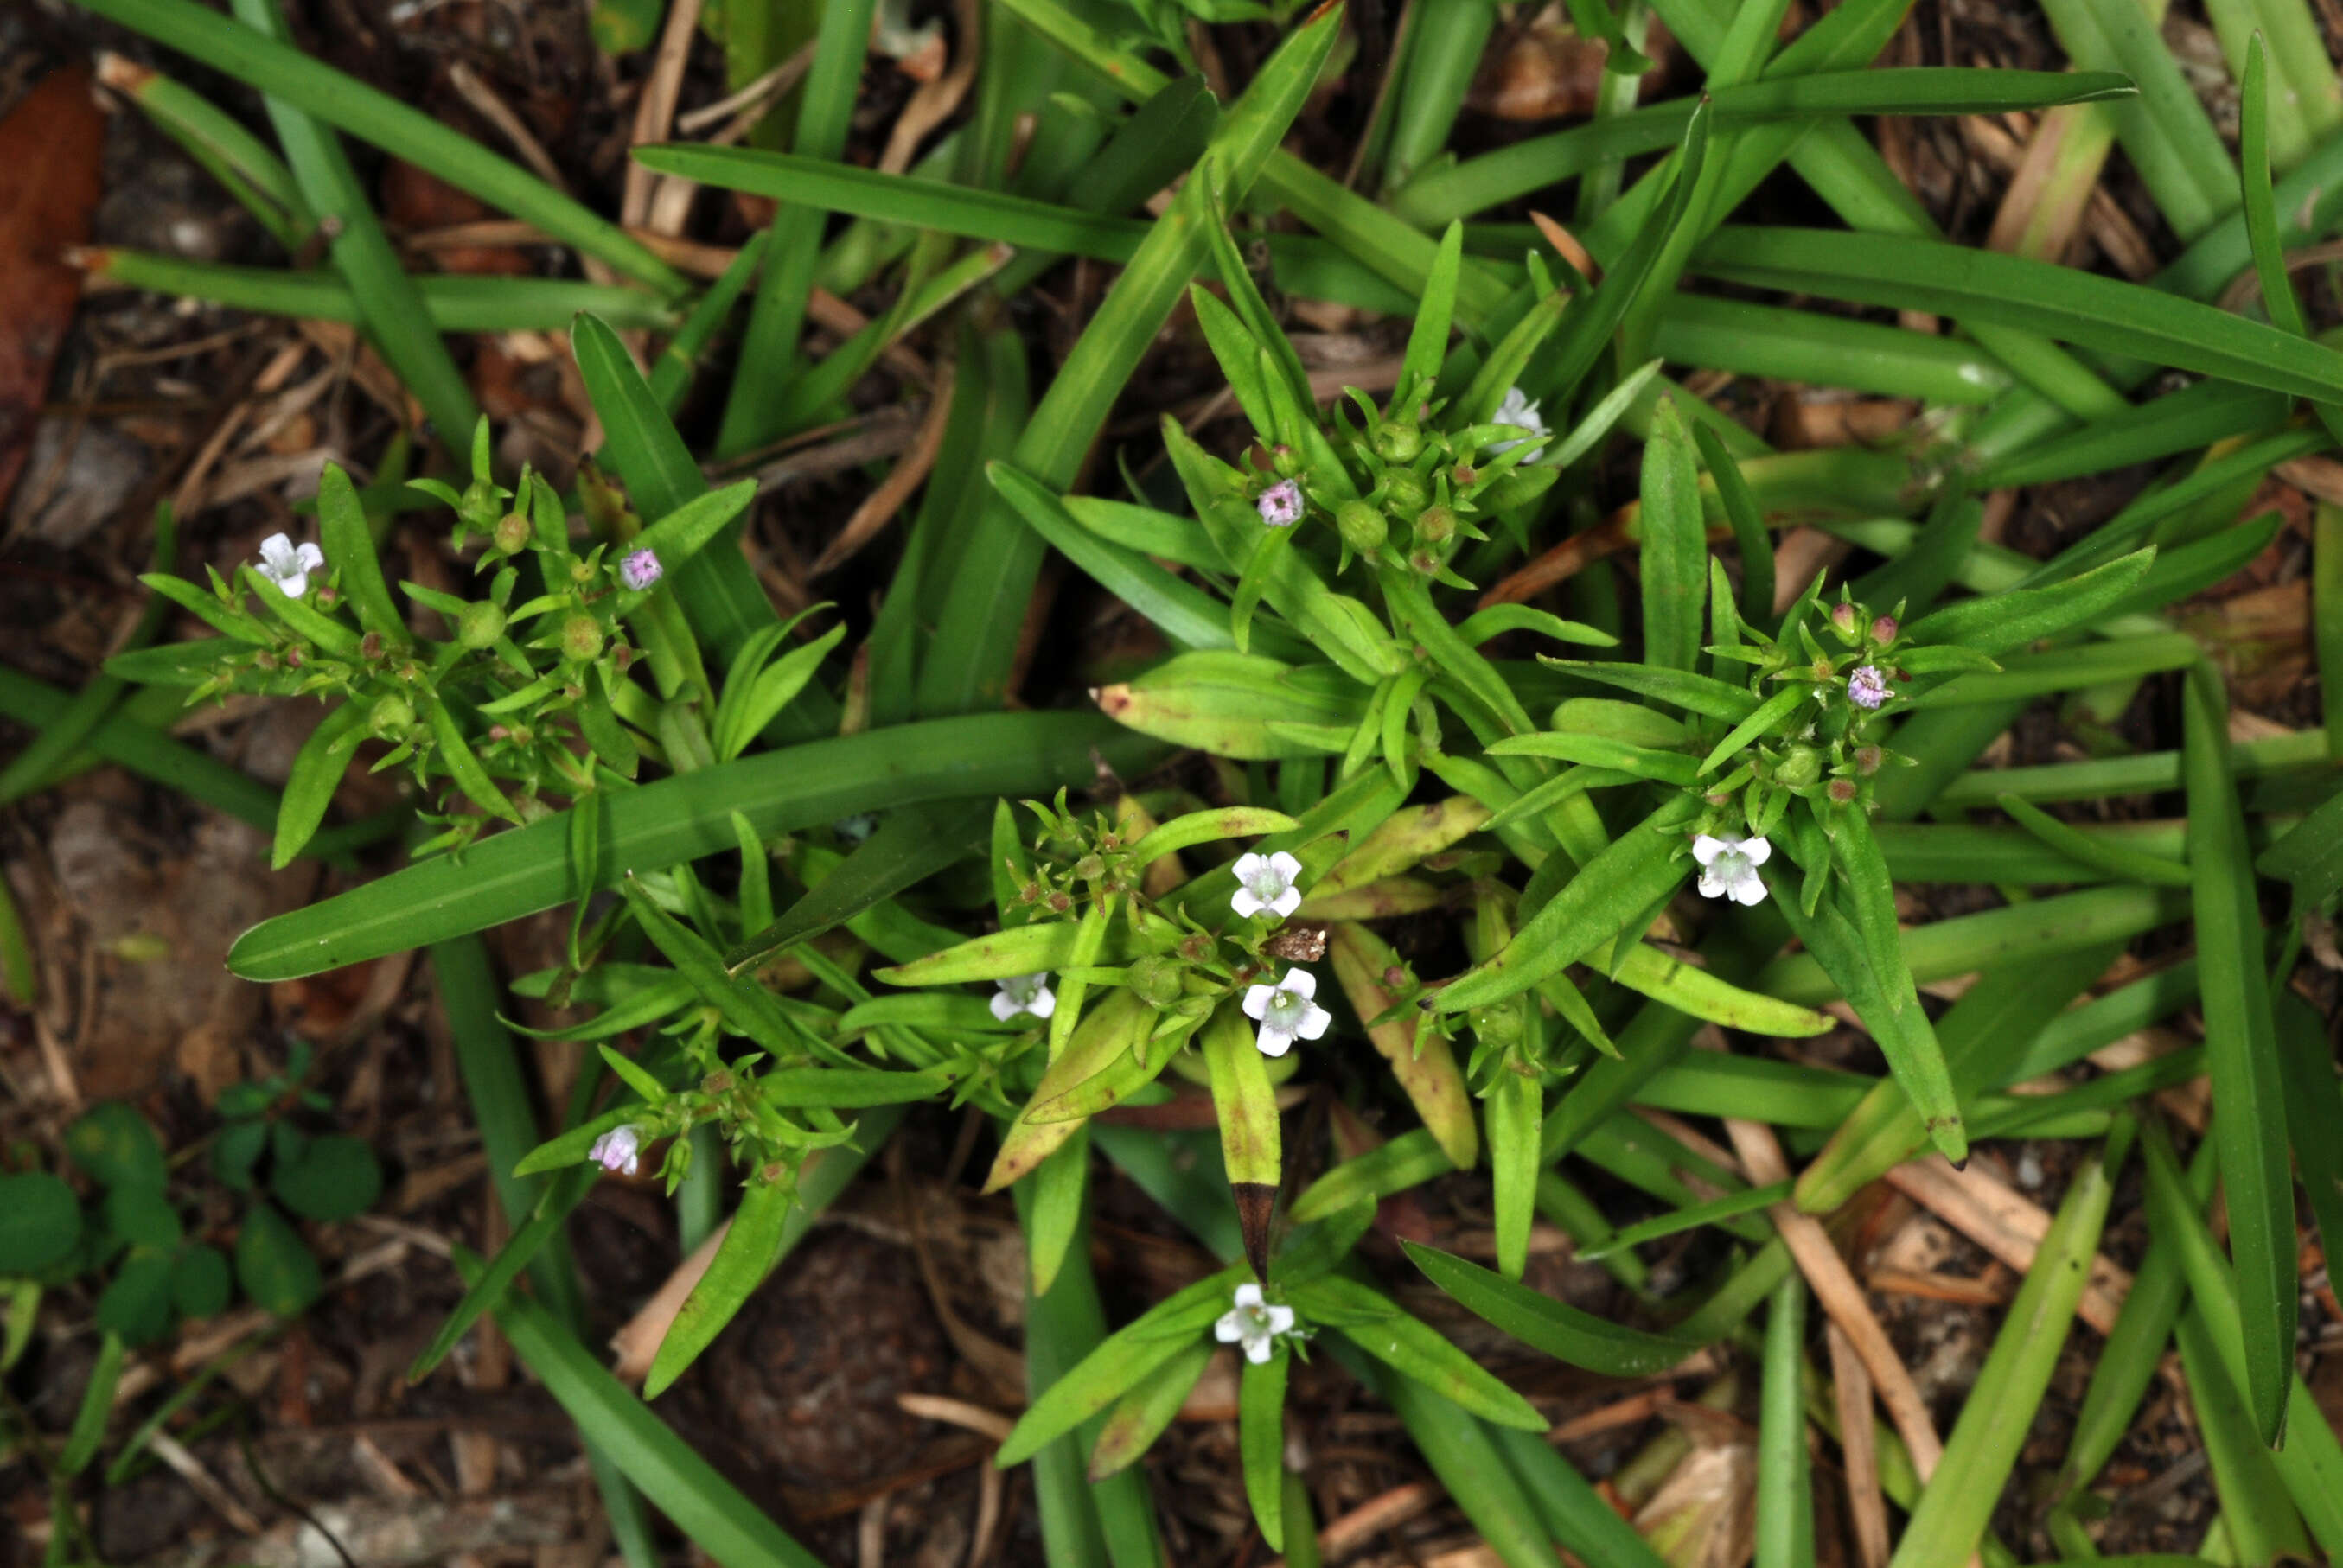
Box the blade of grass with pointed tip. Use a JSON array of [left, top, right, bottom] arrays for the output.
[[1401, 1240, 1703, 1376], [2182, 663, 2296, 1448], [1392, 67, 2139, 227], [229, 713, 1166, 980]]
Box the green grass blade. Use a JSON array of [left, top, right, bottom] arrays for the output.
[[82, 251, 676, 332], [2057, 1140, 2214, 1500], [725, 799, 987, 972], [1695, 226, 2343, 404], [228, 712, 1166, 979], [469, 1255, 825, 1567], [716, 0, 873, 456], [2181, 663, 2296, 1447], [1401, 1240, 1701, 1375], [2141, 1119, 2343, 1553], [77, 0, 683, 292], [1889, 1120, 2130, 1568], [1757, 1273, 1815, 1568], [1333, 1343, 1556, 1568], [652, 230, 768, 413], [229, 0, 477, 446]]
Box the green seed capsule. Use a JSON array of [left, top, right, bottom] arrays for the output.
[[456, 601, 507, 650], [367, 694, 415, 739], [1127, 955, 1184, 1008], [559, 614, 606, 662], [1374, 422, 1424, 463], [1336, 500, 1387, 553]]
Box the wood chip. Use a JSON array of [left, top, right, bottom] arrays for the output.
[[1880, 1156, 2132, 1335]]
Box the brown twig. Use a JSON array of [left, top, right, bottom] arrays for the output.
[[808, 360, 958, 577], [1828, 1319, 1892, 1568], [1723, 1118, 1945, 1481]]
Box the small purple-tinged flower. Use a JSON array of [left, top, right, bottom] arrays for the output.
[[1848, 665, 1891, 710], [1870, 615, 1899, 645], [619, 548, 664, 591], [1256, 480, 1304, 527], [588, 1125, 642, 1176]]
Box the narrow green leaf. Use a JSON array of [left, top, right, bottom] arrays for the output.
[[1401, 1240, 1701, 1377], [2182, 663, 2297, 1447]]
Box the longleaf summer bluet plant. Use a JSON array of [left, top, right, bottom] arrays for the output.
[[55, 0, 2343, 1558]]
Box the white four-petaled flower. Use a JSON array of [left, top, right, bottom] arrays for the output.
[[1256, 480, 1304, 527], [1691, 834, 1772, 906], [1847, 665, 1891, 710], [991, 972, 1057, 1023], [1229, 850, 1304, 920], [256, 533, 325, 598], [588, 1125, 642, 1176], [1241, 967, 1331, 1057], [1214, 1282, 1297, 1365], [619, 548, 664, 591], [1487, 386, 1548, 461]]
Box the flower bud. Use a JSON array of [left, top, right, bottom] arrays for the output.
[[1336, 500, 1386, 554], [1074, 854, 1105, 882], [367, 693, 414, 739], [1179, 933, 1215, 963], [1853, 744, 1885, 776], [1826, 778, 1859, 804], [1047, 890, 1073, 914], [458, 480, 502, 535], [1374, 422, 1423, 464], [1829, 602, 1860, 640], [493, 512, 532, 555], [456, 601, 507, 650], [1414, 505, 1455, 546], [1382, 471, 1428, 519], [360, 630, 384, 662], [559, 613, 606, 662], [1871, 615, 1899, 645], [1127, 955, 1184, 1008], [1775, 745, 1823, 788]]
